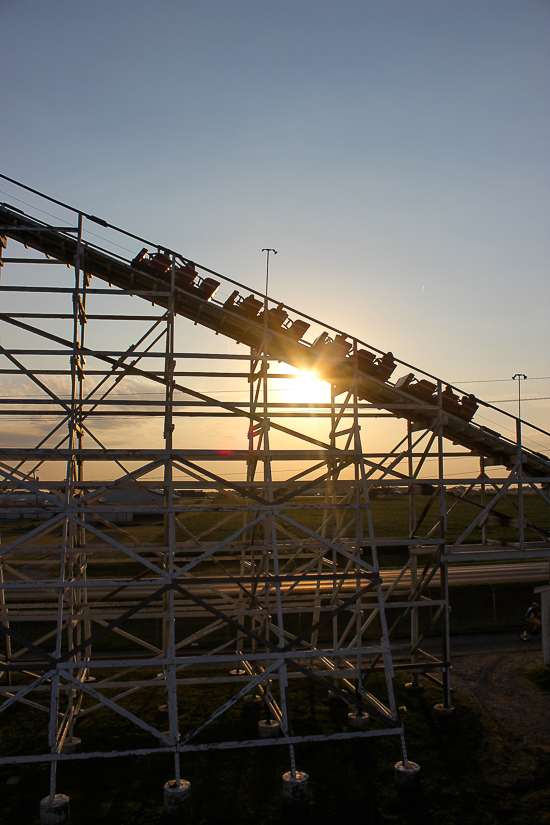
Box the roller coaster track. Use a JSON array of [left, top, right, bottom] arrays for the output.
[[1, 197, 549, 479]]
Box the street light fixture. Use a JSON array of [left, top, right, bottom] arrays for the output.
[[261, 248, 277, 297], [512, 373, 527, 421], [261, 248, 277, 351]]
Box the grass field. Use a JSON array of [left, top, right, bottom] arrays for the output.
[[1, 492, 548, 654], [1, 669, 549, 825], [1, 493, 549, 822], [2, 491, 549, 550]]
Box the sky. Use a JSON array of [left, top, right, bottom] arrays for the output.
[[1, 0, 549, 467]]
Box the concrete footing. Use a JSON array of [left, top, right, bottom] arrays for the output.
[[39, 794, 70, 825], [163, 779, 191, 817], [394, 761, 420, 789], [404, 681, 424, 695], [282, 771, 309, 805], [433, 703, 455, 717], [348, 712, 370, 730], [258, 719, 280, 738], [243, 694, 263, 706], [61, 737, 81, 754]]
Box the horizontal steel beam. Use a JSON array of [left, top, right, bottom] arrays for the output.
[[0, 726, 404, 766]]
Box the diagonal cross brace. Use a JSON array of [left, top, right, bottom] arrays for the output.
[[281, 581, 377, 651], [171, 580, 391, 722], [0, 623, 57, 666], [173, 456, 270, 506], [277, 511, 377, 573], [0, 670, 57, 714], [179, 661, 281, 746], [58, 583, 172, 664]]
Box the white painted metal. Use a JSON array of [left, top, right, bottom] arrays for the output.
[[0, 177, 548, 810]]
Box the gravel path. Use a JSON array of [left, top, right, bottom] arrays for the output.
[[451, 649, 550, 786]]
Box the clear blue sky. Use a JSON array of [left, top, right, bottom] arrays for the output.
[[1, 0, 549, 437]]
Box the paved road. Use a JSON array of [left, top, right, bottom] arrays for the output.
[[382, 561, 550, 587], [422, 631, 542, 656], [4, 561, 549, 602]]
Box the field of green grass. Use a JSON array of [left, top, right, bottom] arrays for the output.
[[2, 491, 549, 550], [1, 670, 549, 825], [1, 492, 548, 656], [1, 493, 549, 822]]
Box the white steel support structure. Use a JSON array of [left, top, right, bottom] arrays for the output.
[[0, 177, 549, 806]]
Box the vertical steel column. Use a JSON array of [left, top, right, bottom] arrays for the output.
[[78, 249, 91, 678], [67, 212, 89, 745], [352, 342, 364, 696], [164, 253, 180, 782], [330, 384, 338, 654], [357, 437, 408, 765], [48, 212, 84, 794], [243, 348, 262, 674], [0, 239, 5, 689], [243, 265, 267, 668], [480, 457, 487, 546], [407, 421, 420, 690], [437, 382, 452, 710], [517, 418, 525, 551], [0, 563, 11, 687]]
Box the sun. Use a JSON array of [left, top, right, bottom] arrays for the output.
[[279, 368, 330, 404]]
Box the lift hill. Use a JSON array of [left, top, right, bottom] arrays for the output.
[[1, 198, 549, 479]]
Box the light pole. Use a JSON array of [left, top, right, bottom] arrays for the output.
[[261, 248, 277, 298], [512, 373, 527, 421], [261, 248, 277, 352], [257, 249, 277, 446]]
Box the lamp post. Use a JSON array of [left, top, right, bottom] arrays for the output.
[[261, 248, 277, 299], [512, 373, 527, 421], [258, 249, 277, 445], [261, 248, 277, 353]]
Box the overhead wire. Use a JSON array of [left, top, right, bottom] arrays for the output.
[[451, 376, 550, 384]]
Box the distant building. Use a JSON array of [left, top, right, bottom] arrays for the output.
[[88, 488, 177, 523], [0, 488, 177, 524], [0, 491, 60, 521]]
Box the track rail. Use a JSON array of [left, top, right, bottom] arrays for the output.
[[1, 200, 549, 479]]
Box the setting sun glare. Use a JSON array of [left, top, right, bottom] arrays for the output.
[[280, 368, 330, 404]]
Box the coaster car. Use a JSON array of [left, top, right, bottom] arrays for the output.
[[196, 277, 220, 300], [175, 261, 198, 289], [258, 303, 289, 329], [356, 349, 396, 382], [131, 248, 172, 276], [394, 374, 478, 422], [456, 393, 478, 422], [281, 319, 310, 341]]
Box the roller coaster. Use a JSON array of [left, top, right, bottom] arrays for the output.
[[0, 176, 549, 819], [1, 198, 549, 479]]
